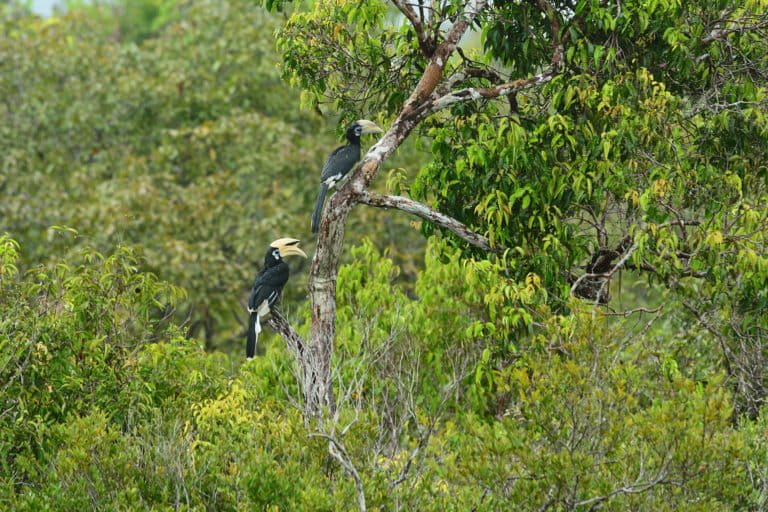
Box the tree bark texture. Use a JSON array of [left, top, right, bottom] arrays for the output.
[[358, 192, 491, 251]]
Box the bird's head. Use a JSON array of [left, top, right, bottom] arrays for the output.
[[346, 119, 383, 141], [267, 238, 307, 263]]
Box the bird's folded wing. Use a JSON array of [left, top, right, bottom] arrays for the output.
[[249, 265, 288, 310], [320, 145, 360, 183]]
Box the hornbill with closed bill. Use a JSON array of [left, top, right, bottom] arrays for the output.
[[246, 238, 307, 358], [311, 119, 383, 233]]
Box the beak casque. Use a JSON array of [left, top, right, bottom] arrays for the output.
[[356, 119, 384, 135], [270, 238, 307, 258]]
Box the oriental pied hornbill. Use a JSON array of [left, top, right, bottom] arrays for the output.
[[311, 119, 383, 233], [246, 238, 307, 359]]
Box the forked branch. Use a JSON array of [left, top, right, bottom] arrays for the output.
[[425, 45, 564, 115], [401, 0, 490, 113], [392, 0, 435, 57], [309, 433, 367, 511]]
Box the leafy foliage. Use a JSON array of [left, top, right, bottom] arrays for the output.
[[273, 0, 768, 415], [2, 0, 768, 510], [0, 0, 425, 350], [269, 0, 768, 507]]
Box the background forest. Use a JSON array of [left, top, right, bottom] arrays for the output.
[[1, 0, 767, 510]]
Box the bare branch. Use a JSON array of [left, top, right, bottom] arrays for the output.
[[358, 191, 491, 251], [402, 0, 490, 114], [267, 307, 305, 356], [309, 433, 367, 511], [426, 0, 565, 112], [681, 300, 734, 377], [702, 14, 768, 44], [573, 464, 671, 508], [267, 308, 327, 416], [624, 260, 708, 279], [389, 418, 437, 490], [437, 47, 506, 95], [438, 63, 505, 96], [392, 0, 435, 57], [601, 305, 664, 317], [425, 44, 563, 115]]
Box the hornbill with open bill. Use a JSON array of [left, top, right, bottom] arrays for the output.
[[311, 119, 383, 233], [246, 238, 307, 358]]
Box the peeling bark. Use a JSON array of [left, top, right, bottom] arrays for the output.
[[401, 0, 490, 114], [308, 190, 356, 411]]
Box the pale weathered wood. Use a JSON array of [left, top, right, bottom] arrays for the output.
[[358, 191, 491, 251], [296, 0, 564, 414]]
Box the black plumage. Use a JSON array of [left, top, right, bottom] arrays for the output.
[[311, 119, 382, 233], [246, 239, 306, 358]]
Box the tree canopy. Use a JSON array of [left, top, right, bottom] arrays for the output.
[[2, 0, 768, 510], [0, 0, 426, 351]]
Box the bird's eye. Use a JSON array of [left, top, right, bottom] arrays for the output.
[[355, 126, 362, 135], [273, 250, 280, 259]]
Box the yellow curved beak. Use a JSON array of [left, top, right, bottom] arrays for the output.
[[356, 119, 384, 135], [270, 238, 307, 258]]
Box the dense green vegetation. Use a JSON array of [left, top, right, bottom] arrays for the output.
[[1, 0, 767, 510], [0, 0, 424, 351]]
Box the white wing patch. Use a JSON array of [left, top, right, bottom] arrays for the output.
[[248, 298, 271, 317], [254, 313, 262, 335], [324, 174, 342, 188], [257, 299, 270, 316]]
